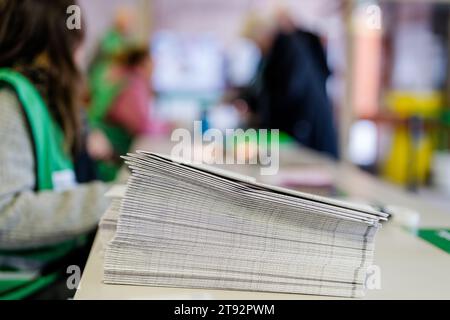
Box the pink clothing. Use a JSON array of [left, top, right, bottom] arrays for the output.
[[106, 72, 152, 135]]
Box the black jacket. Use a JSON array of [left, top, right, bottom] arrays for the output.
[[244, 31, 339, 159]]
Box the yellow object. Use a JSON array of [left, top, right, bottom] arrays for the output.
[[382, 126, 411, 185], [414, 133, 433, 185], [385, 91, 443, 118], [382, 90, 440, 186], [382, 125, 433, 186]]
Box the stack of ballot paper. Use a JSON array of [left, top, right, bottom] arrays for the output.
[[103, 151, 388, 298]]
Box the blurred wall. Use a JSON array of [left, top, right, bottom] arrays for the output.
[[79, 0, 343, 59], [153, 0, 343, 44]]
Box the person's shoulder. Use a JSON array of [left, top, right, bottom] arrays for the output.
[[0, 86, 19, 103], [0, 85, 22, 111], [0, 86, 26, 130]]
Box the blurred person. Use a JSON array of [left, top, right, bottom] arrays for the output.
[[86, 6, 137, 155], [276, 8, 331, 84], [88, 46, 167, 181], [88, 5, 136, 77], [99, 5, 136, 57], [0, 0, 111, 299], [239, 12, 339, 159]]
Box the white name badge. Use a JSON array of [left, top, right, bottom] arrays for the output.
[[52, 169, 77, 192]]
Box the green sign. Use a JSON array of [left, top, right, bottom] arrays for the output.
[[418, 229, 450, 254]]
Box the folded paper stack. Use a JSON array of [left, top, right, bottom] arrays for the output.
[[103, 151, 387, 297]]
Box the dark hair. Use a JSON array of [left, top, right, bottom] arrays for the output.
[[117, 46, 150, 68], [0, 0, 85, 152]]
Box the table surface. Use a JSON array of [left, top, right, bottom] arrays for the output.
[[75, 138, 450, 299]]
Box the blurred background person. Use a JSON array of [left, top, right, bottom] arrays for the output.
[[0, 0, 111, 299], [87, 5, 136, 83], [99, 6, 136, 56], [85, 7, 137, 182], [237, 11, 339, 159], [87, 45, 169, 181], [276, 7, 331, 86]]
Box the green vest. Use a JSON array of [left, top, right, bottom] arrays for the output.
[[0, 69, 85, 299], [88, 62, 132, 181]]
